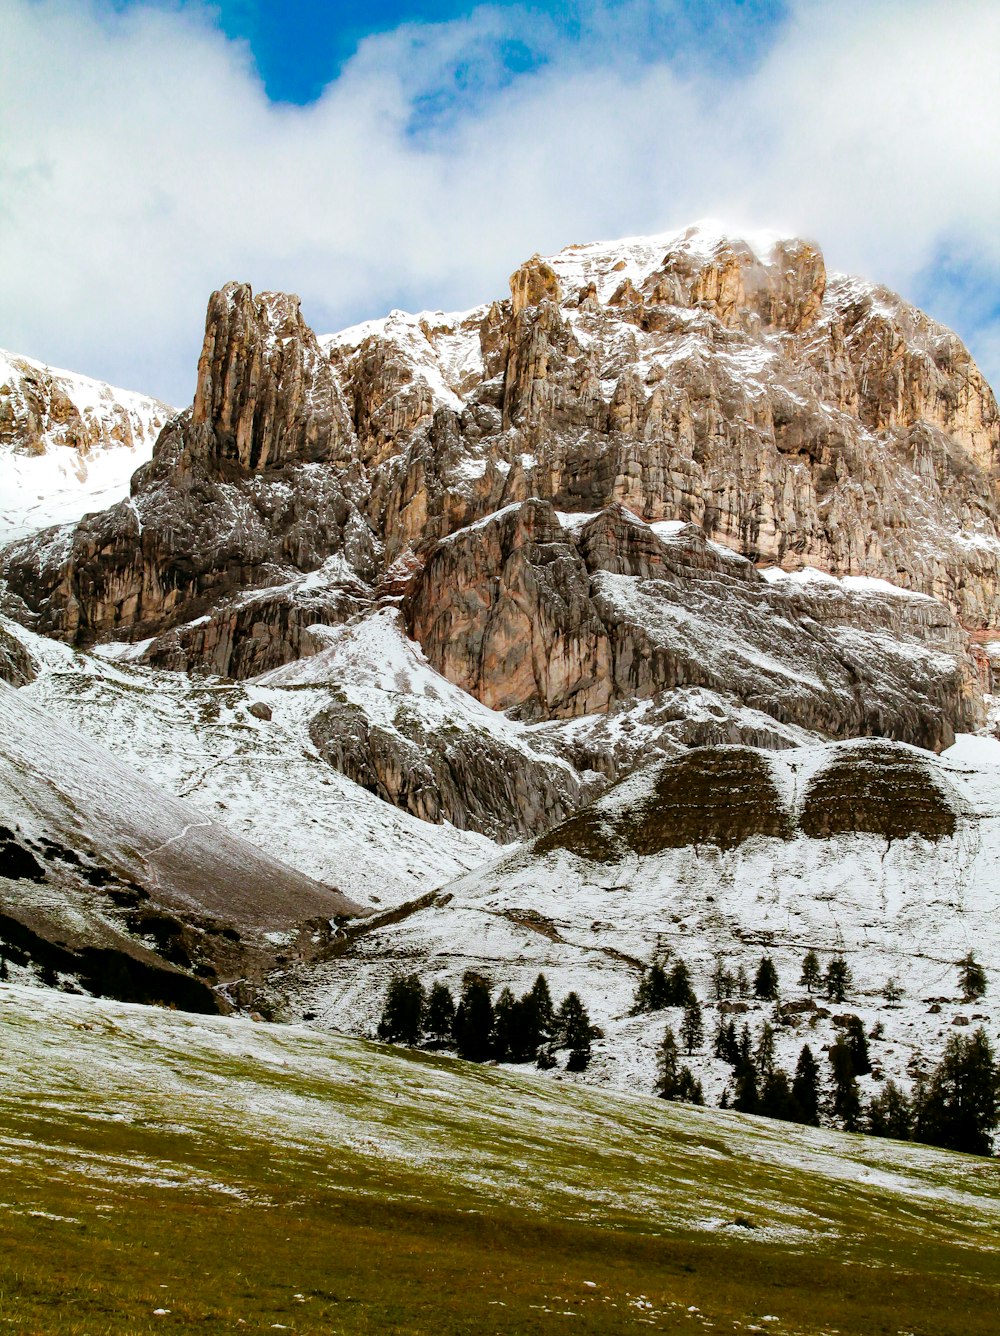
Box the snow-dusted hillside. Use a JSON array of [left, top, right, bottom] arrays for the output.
[[0, 348, 173, 545], [3, 617, 497, 910], [282, 735, 1000, 1109]]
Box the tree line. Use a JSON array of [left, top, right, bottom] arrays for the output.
[[378, 970, 595, 1070], [376, 948, 997, 1155], [640, 947, 998, 1156]]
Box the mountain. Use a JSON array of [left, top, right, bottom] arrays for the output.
[[0, 348, 174, 546], [0, 225, 998, 1109]]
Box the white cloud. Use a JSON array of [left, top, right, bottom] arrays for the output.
[[1, 0, 998, 405]]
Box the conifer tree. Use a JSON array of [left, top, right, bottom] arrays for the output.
[[754, 956, 779, 1001], [828, 1036, 861, 1130], [710, 958, 734, 1002], [799, 950, 821, 994], [737, 1022, 753, 1067], [734, 964, 750, 999], [759, 1067, 793, 1121], [453, 973, 495, 1063], [632, 960, 669, 1014], [492, 986, 517, 1061], [754, 1021, 776, 1079], [913, 1027, 1000, 1156], [791, 1044, 821, 1126], [842, 1016, 872, 1076], [714, 1018, 739, 1065], [957, 952, 988, 1004], [824, 957, 852, 1003], [530, 973, 555, 1042], [882, 976, 904, 1005], [680, 996, 704, 1055], [377, 973, 426, 1046], [655, 1025, 703, 1104], [425, 981, 456, 1045], [866, 1079, 913, 1141], [665, 959, 695, 1007], [732, 1059, 758, 1114], [655, 1025, 680, 1098], [557, 992, 593, 1071]]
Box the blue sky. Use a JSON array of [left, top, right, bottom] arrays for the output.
[[1, 0, 998, 405], [203, 1, 789, 105]]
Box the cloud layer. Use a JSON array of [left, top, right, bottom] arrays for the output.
[[1, 0, 998, 405]]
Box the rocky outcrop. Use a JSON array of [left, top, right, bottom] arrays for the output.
[[407, 501, 983, 751], [192, 283, 356, 471], [0, 622, 35, 686], [1, 225, 997, 751], [309, 698, 593, 841], [0, 348, 171, 461], [0, 285, 378, 666], [533, 739, 962, 863]]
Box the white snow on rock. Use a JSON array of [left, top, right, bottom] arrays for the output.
[[0, 348, 174, 545]]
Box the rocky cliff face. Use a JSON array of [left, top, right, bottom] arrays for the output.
[[1, 227, 997, 812], [407, 499, 981, 751]]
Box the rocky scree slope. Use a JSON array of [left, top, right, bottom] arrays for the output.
[[0, 225, 997, 833], [0, 348, 173, 545]]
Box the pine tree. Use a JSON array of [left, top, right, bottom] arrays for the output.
[[680, 996, 704, 1055], [655, 1026, 702, 1103], [882, 976, 904, 1005], [754, 956, 779, 1001], [377, 973, 426, 1046], [734, 964, 750, 999], [665, 959, 695, 1007], [632, 960, 669, 1014], [913, 1027, 1000, 1156], [799, 950, 821, 994], [759, 1068, 793, 1121], [828, 1037, 861, 1130], [841, 1016, 872, 1076], [529, 974, 555, 1043], [508, 994, 541, 1062], [866, 1079, 912, 1141], [655, 1025, 680, 1098], [957, 952, 988, 1004], [754, 1021, 776, 1079], [492, 986, 517, 1061], [824, 957, 853, 1003], [714, 1018, 739, 1065], [453, 973, 495, 1063], [557, 992, 593, 1071], [791, 1044, 821, 1126], [710, 958, 734, 1002], [425, 981, 456, 1045], [737, 1022, 753, 1067], [732, 1060, 758, 1114]]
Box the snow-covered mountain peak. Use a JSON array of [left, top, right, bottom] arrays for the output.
[[0, 347, 174, 545]]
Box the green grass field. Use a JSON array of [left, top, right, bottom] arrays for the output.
[[1, 983, 998, 1334]]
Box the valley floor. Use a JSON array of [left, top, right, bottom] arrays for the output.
[[1, 984, 999, 1335]]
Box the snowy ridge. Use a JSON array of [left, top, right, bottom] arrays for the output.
[[0, 347, 174, 545]]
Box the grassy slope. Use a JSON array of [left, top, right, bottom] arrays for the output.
[[1, 984, 998, 1335]]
